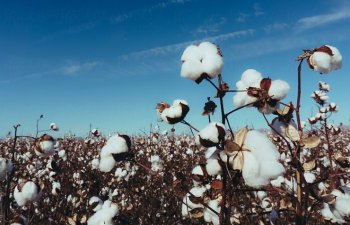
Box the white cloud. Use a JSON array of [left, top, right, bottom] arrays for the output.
[[121, 29, 255, 60], [192, 17, 226, 36], [61, 61, 99, 75], [264, 23, 288, 33], [253, 3, 265, 16], [236, 13, 250, 23], [295, 8, 350, 32]]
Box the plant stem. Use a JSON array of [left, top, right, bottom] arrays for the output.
[[323, 119, 334, 175]]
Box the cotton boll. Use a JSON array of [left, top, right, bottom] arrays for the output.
[[181, 45, 202, 61], [182, 186, 206, 217], [99, 156, 115, 172], [269, 80, 290, 100], [205, 147, 218, 159], [240, 69, 262, 87], [21, 181, 40, 202], [242, 130, 285, 187], [192, 165, 204, 176], [304, 172, 316, 183], [181, 60, 205, 81], [201, 55, 223, 78], [241, 152, 261, 187], [0, 158, 13, 179], [203, 199, 221, 225], [197, 122, 225, 147], [91, 158, 99, 170], [102, 135, 129, 156], [87, 201, 119, 225], [256, 191, 267, 200], [327, 45, 342, 71], [180, 42, 223, 82], [52, 181, 61, 195], [206, 159, 222, 176], [14, 187, 27, 207], [89, 196, 103, 212], [310, 52, 332, 74]]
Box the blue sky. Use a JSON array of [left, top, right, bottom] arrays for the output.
[[1, 0, 350, 136]]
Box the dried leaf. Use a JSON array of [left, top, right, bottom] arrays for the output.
[[67, 217, 76, 225], [235, 127, 249, 147], [322, 194, 336, 205], [302, 136, 321, 148], [232, 152, 244, 171], [224, 140, 240, 156], [303, 160, 316, 172], [190, 208, 204, 218], [258, 220, 266, 225], [285, 124, 300, 141], [189, 196, 202, 204], [210, 180, 223, 190]]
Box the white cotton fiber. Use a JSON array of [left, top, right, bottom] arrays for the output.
[[269, 80, 290, 100], [328, 45, 342, 70], [181, 42, 223, 82], [206, 159, 222, 176], [192, 165, 204, 176], [197, 122, 225, 145], [99, 155, 116, 172], [203, 199, 221, 225], [242, 130, 285, 187], [87, 200, 119, 225]]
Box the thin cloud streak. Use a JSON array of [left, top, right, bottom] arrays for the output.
[[120, 29, 255, 60], [295, 8, 350, 32]]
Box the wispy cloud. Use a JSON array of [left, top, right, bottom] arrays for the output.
[[192, 17, 226, 36], [253, 3, 265, 16], [264, 23, 288, 33], [61, 61, 99, 75], [295, 8, 350, 32], [121, 29, 255, 60], [111, 0, 191, 24], [236, 13, 250, 23]]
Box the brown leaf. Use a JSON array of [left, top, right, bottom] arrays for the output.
[[302, 136, 321, 148], [303, 160, 316, 172], [189, 196, 202, 204], [190, 208, 204, 218], [322, 194, 336, 205], [224, 140, 240, 156], [285, 124, 300, 141], [260, 78, 272, 91], [314, 45, 333, 56], [232, 152, 244, 171], [210, 180, 223, 190]]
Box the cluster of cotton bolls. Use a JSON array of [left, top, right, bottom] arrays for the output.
[[150, 155, 163, 172], [309, 81, 339, 126], [181, 41, 223, 84], [307, 45, 342, 74], [233, 69, 290, 114], [156, 99, 189, 124]]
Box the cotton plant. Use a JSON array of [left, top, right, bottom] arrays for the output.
[[233, 69, 290, 114], [0, 157, 13, 180]]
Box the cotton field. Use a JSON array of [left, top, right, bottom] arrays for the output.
[[1, 43, 350, 225]]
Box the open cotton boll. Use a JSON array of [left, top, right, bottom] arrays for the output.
[[196, 122, 225, 147], [328, 45, 342, 70], [206, 159, 222, 176], [181, 42, 223, 83], [14, 188, 27, 207], [192, 165, 204, 176], [0, 158, 13, 179], [99, 155, 115, 172], [268, 80, 290, 100], [91, 158, 99, 169], [38, 141, 55, 155], [310, 52, 332, 74], [240, 69, 263, 87], [89, 196, 103, 212], [181, 60, 204, 81], [182, 186, 207, 217], [203, 199, 221, 225], [87, 201, 119, 225], [21, 181, 40, 202], [271, 175, 285, 188], [309, 45, 342, 74], [330, 187, 350, 220], [242, 130, 285, 187], [321, 203, 345, 223], [181, 45, 202, 61], [304, 172, 316, 183], [102, 135, 129, 156], [271, 118, 297, 136]]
